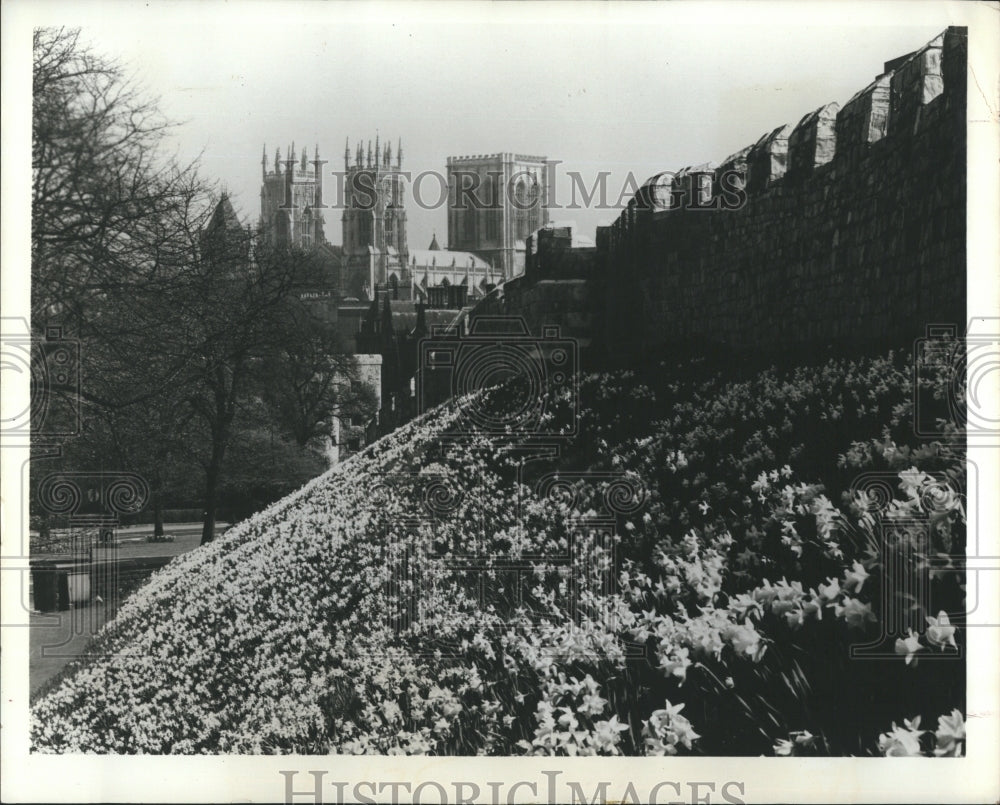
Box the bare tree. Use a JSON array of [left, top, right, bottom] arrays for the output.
[[32, 28, 205, 337], [260, 302, 377, 451], [32, 29, 359, 546], [164, 221, 337, 544]]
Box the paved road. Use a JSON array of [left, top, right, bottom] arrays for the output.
[[31, 522, 231, 557], [112, 523, 231, 559], [30, 605, 114, 699], [115, 521, 229, 536]]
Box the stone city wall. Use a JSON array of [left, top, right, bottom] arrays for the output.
[[599, 27, 966, 358], [468, 28, 967, 366]]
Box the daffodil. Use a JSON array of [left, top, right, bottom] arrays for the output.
[[925, 611, 957, 650], [878, 718, 924, 757], [817, 577, 841, 602], [933, 709, 965, 757], [894, 629, 923, 665], [834, 597, 876, 630], [591, 716, 629, 754], [843, 561, 870, 593]]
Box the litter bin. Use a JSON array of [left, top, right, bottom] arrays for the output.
[[31, 566, 60, 612], [31, 558, 88, 612], [66, 568, 91, 604]]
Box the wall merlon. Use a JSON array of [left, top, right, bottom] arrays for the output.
[[713, 146, 751, 198], [835, 72, 891, 165], [787, 102, 839, 179], [747, 124, 791, 194], [674, 163, 716, 207], [637, 172, 675, 212], [889, 36, 945, 136]]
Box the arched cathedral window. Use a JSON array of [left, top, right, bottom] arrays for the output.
[[514, 180, 529, 241]]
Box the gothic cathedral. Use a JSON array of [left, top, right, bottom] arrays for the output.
[[340, 135, 409, 300]]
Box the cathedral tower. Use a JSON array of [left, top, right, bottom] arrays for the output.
[[341, 136, 409, 300], [446, 152, 549, 279], [259, 142, 327, 250]]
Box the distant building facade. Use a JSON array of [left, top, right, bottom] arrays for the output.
[[356, 289, 464, 435], [328, 353, 382, 464], [259, 143, 327, 250], [446, 153, 550, 279], [259, 142, 343, 311], [406, 234, 502, 304], [250, 140, 547, 459], [340, 136, 409, 300]]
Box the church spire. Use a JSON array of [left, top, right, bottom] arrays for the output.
[[344, 138, 350, 170], [397, 137, 403, 168], [375, 132, 380, 168]]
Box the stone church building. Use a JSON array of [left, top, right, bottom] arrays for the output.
[[253, 137, 539, 459], [258, 138, 506, 304], [446, 153, 550, 279]]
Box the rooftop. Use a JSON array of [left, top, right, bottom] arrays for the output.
[[409, 248, 493, 270]]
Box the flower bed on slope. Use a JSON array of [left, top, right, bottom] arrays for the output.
[[31, 350, 965, 756]]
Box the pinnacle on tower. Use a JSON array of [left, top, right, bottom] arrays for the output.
[[397, 137, 403, 168], [301, 147, 307, 170], [344, 138, 350, 169], [386, 140, 392, 166], [274, 148, 281, 173], [367, 140, 373, 168], [375, 132, 380, 168]]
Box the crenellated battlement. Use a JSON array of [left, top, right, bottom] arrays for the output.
[[615, 27, 964, 223], [593, 25, 968, 359], [263, 164, 318, 181], [482, 27, 968, 361], [447, 153, 548, 165]]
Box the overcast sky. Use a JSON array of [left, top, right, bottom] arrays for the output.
[[9, 2, 960, 250]]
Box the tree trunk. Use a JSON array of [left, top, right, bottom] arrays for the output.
[[201, 467, 219, 546], [200, 429, 229, 545], [152, 489, 165, 538]]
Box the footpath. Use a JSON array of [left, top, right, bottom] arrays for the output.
[[29, 522, 227, 697]]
